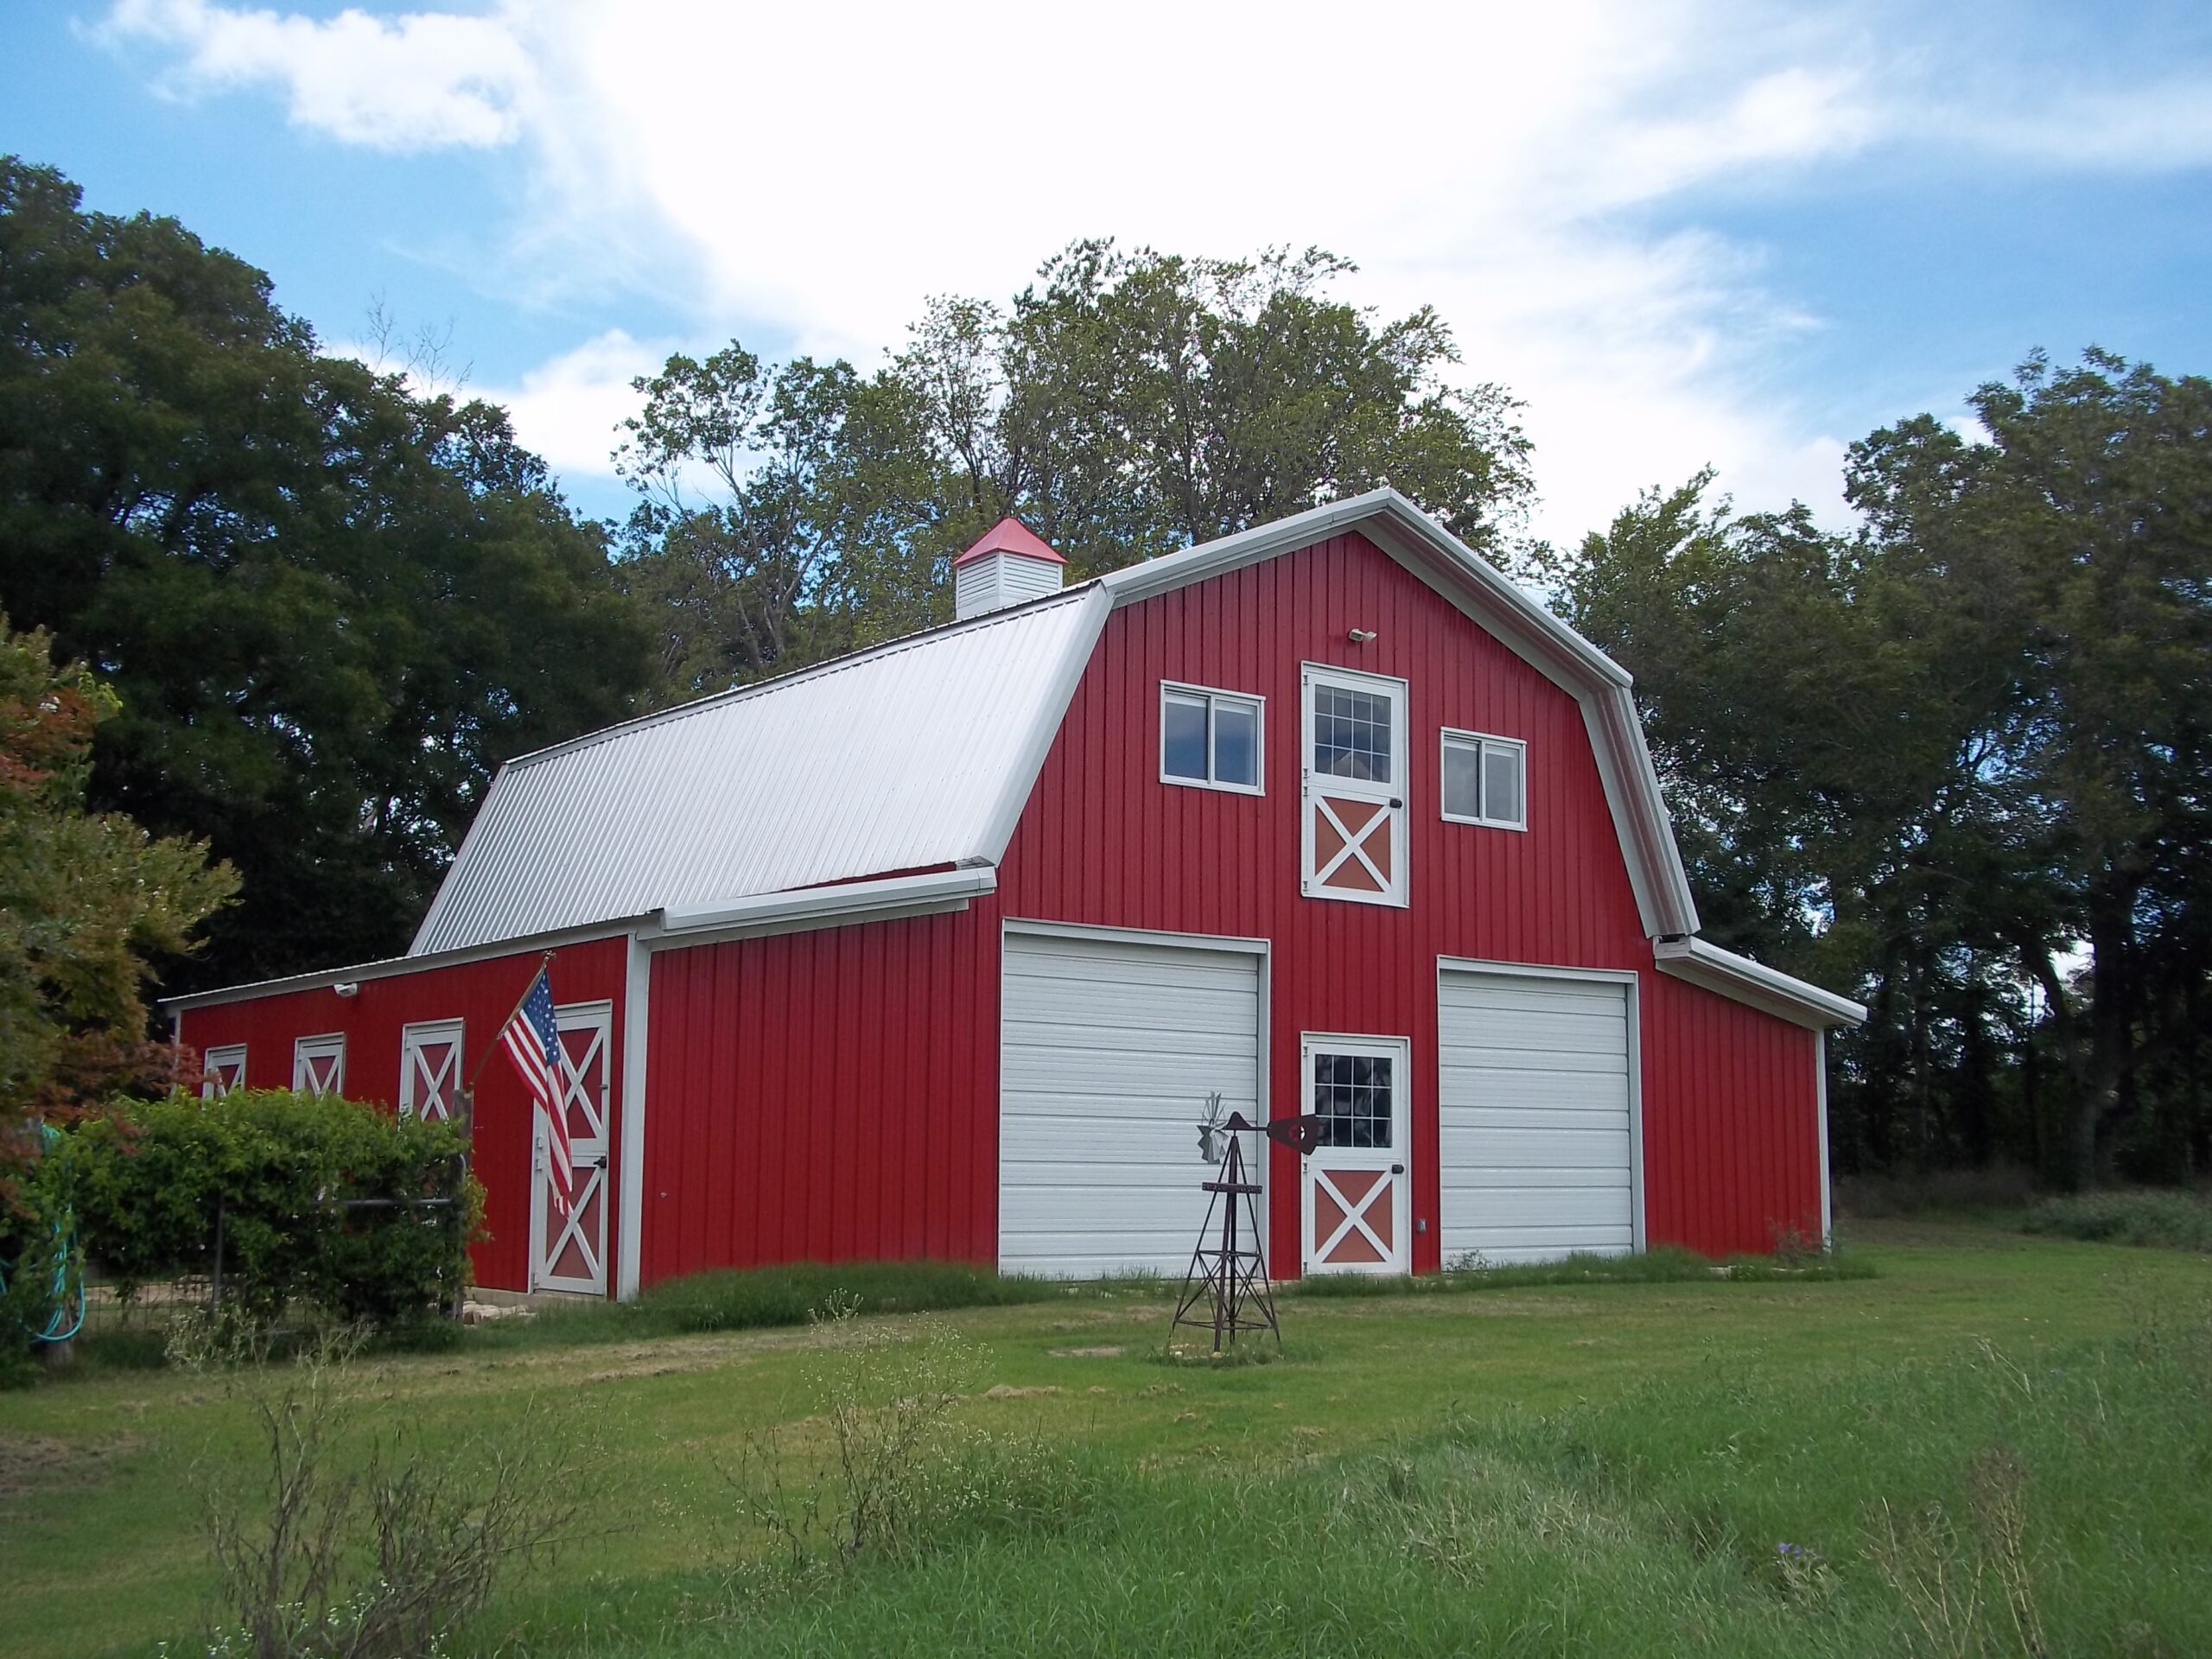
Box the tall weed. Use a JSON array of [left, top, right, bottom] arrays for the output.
[[179, 1325, 587, 1659]]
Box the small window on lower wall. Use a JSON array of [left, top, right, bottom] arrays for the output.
[[1160, 682, 1264, 794], [1440, 729, 1526, 830], [293, 1033, 346, 1096], [200, 1045, 246, 1098], [399, 1020, 464, 1120]]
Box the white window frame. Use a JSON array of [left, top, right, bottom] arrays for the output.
[[292, 1033, 346, 1096], [1440, 728, 1528, 831], [200, 1044, 246, 1099], [1159, 680, 1265, 796], [398, 1019, 466, 1121]]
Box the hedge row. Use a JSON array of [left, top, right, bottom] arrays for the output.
[[43, 1090, 483, 1331]]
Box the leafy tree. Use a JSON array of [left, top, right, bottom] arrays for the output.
[[619, 242, 1531, 702], [1549, 352, 2211, 1187], [1847, 351, 2212, 1184], [0, 158, 653, 988], [0, 616, 235, 1180]]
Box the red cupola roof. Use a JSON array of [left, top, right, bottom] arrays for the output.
[[952, 516, 1067, 569]]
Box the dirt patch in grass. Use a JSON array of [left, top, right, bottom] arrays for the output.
[[0, 1431, 138, 1497]]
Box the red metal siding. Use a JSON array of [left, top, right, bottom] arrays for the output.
[[639, 531, 1824, 1280], [175, 936, 630, 1294], [638, 909, 1000, 1287], [1640, 974, 1824, 1254], [995, 531, 1822, 1268]]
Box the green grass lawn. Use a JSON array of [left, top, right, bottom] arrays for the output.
[[4, 1221, 2209, 1657]]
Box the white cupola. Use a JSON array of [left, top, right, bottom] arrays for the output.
[[953, 516, 1066, 620]]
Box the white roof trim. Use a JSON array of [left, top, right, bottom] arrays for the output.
[[1103, 487, 1700, 938], [161, 914, 652, 1013], [658, 866, 995, 942], [1653, 937, 1867, 1029]]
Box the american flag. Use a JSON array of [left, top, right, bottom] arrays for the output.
[[500, 967, 571, 1216]]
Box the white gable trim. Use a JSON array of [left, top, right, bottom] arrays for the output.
[[1653, 936, 1867, 1029], [1100, 488, 1700, 939]]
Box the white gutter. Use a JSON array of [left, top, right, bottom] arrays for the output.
[[655, 866, 996, 944], [1652, 936, 1867, 1029], [161, 914, 658, 1013]]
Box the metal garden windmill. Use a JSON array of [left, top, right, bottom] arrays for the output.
[[1169, 1099, 1324, 1352]]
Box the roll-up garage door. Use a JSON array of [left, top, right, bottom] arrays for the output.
[[1437, 966, 1636, 1264], [1000, 929, 1262, 1276]]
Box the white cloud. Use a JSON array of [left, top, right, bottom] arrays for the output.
[[92, 0, 2211, 544], [473, 328, 664, 489], [99, 0, 534, 149]]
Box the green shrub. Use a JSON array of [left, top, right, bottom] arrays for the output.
[[49, 1090, 481, 1332], [2023, 1189, 2212, 1252]]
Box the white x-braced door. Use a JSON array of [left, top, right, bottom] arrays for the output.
[[531, 1001, 612, 1294], [398, 1020, 464, 1121], [1301, 1033, 1412, 1274], [1301, 664, 1409, 907]]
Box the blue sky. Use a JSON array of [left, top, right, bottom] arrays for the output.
[[6, 1, 2209, 545]]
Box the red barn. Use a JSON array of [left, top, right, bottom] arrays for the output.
[[168, 492, 1864, 1298]]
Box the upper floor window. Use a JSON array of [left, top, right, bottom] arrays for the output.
[[1160, 682, 1263, 794], [1440, 729, 1526, 830]]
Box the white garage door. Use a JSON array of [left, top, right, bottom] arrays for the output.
[[1000, 928, 1262, 1277], [1437, 966, 1637, 1264]]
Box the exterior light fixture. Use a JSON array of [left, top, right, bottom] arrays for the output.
[[1348, 628, 1377, 644]]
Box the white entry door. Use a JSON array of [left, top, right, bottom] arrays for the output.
[[1437, 965, 1637, 1264], [1301, 664, 1409, 906], [531, 1001, 612, 1294], [1301, 1034, 1412, 1274]]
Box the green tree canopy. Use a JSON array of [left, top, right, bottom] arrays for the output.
[[1547, 352, 2212, 1186], [0, 616, 235, 1166], [618, 242, 1532, 701], [0, 158, 653, 988]]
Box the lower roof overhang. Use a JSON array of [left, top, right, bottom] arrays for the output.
[[1652, 936, 1867, 1030], [162, 867, 999, 1014]]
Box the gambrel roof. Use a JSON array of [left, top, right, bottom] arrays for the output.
[[391, 489, 1857, 1027], [410, 582, 1109, 957]]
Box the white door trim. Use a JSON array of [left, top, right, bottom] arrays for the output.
[[1300, 662, 1411, 909], [1299, 1031, 1414, 1274], [531, 999, 613, 1295], [1434, 958, 1646, 1255], [1002, 916, 1271, 955], [617, 933, 650, 1300], [397, 1019, 464, 1120]]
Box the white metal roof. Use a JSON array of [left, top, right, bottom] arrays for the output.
[[410, 586, 1109, 956]]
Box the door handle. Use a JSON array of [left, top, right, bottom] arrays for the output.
[[1391, 1163, 1406, 1174], [1389, 798, 1403, 810]]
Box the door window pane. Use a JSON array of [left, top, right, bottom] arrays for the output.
[[1213, 700, 1258, 787], [1313, 1052, 1394, 1148], [1163, 694, 1208, 779], [1313, 686, 1393, 783]]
